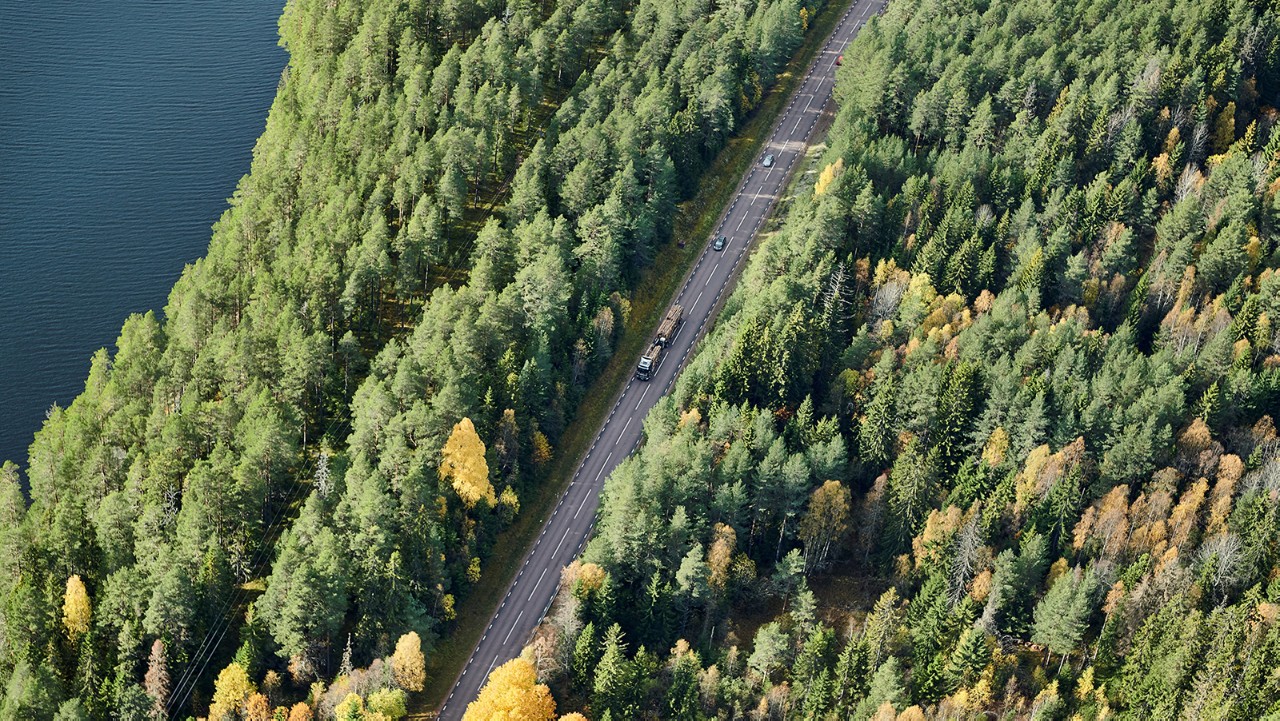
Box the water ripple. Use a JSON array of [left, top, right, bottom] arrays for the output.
[[0, 0, 285, 468]]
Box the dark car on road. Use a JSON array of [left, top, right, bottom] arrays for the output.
[[713, 235, 726, 251]]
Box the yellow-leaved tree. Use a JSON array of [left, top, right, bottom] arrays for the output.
[[462, 657, 556, 721], [391, 631, 426, 692], [208, 662, 255, 720], [441, 418, 495, 508], [333, 693, 365, 720], [62, 575, 91, 641], [799, 480, 852, 570], [814, 157, 845, 195]]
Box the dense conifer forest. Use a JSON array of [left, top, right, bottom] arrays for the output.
[[467, 0, 1280, 718], [9, 0, 1280, 717], [0, 0, 831, 716]]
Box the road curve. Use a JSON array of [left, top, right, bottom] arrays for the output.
[[437, 0, 885, 715]]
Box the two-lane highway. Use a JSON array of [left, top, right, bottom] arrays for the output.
[[438, 0, 885, 715]]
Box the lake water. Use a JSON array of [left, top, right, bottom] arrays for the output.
[[0, 1, 284, 469]]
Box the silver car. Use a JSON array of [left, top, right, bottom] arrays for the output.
[[762, 153, 775, 167]]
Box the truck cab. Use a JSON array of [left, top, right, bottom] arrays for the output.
[[635, 342, 663, 381]]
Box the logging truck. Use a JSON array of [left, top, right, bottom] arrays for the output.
[[636, 305, 684, 380]]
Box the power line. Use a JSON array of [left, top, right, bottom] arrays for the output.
[[166, 410, 347, 717]]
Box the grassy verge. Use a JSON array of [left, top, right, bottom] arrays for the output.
[[415, 0, 855, 713]]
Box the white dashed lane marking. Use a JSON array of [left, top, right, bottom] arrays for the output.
[[527, 568, 547, 601], [502, 613, 524, 645]]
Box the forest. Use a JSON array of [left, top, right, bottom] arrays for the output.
[[463, 0, 1280, 718], [0, 0, 831, 717]]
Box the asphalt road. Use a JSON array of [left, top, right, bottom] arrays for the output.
[[437, 0, 886, 715]]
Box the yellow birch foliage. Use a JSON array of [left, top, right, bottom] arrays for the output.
[[1013, 445, 1052, 516], [981, 427, 1009, 466], [707, 523, 737, 591], [579, 562, 607, 591], [391, 631, 426, 692], [1206, 454, 1243, 536], [531, 430, 553, 466], [799, 480, 852, 565], [912, 506, 962, 570], [1073, 506, 1097, 551], [333, 693, 365, 719], [1168, 478, 1209, 550], [815, 158, 845, 195], [499, 486, 520, 517], [441, 418, 495, 508], [62, 574, 91, 641], [1046, 557, 1069, 585], [1096, 485, 1131, 559], [209, 662, 255, 720], [462, 658, 556, 721]]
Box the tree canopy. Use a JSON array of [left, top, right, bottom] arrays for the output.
[[0, 0, 839, 714], [524, 0, 1280, 716]]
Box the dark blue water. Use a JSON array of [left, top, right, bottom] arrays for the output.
[[0, 1, 284, 469]]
